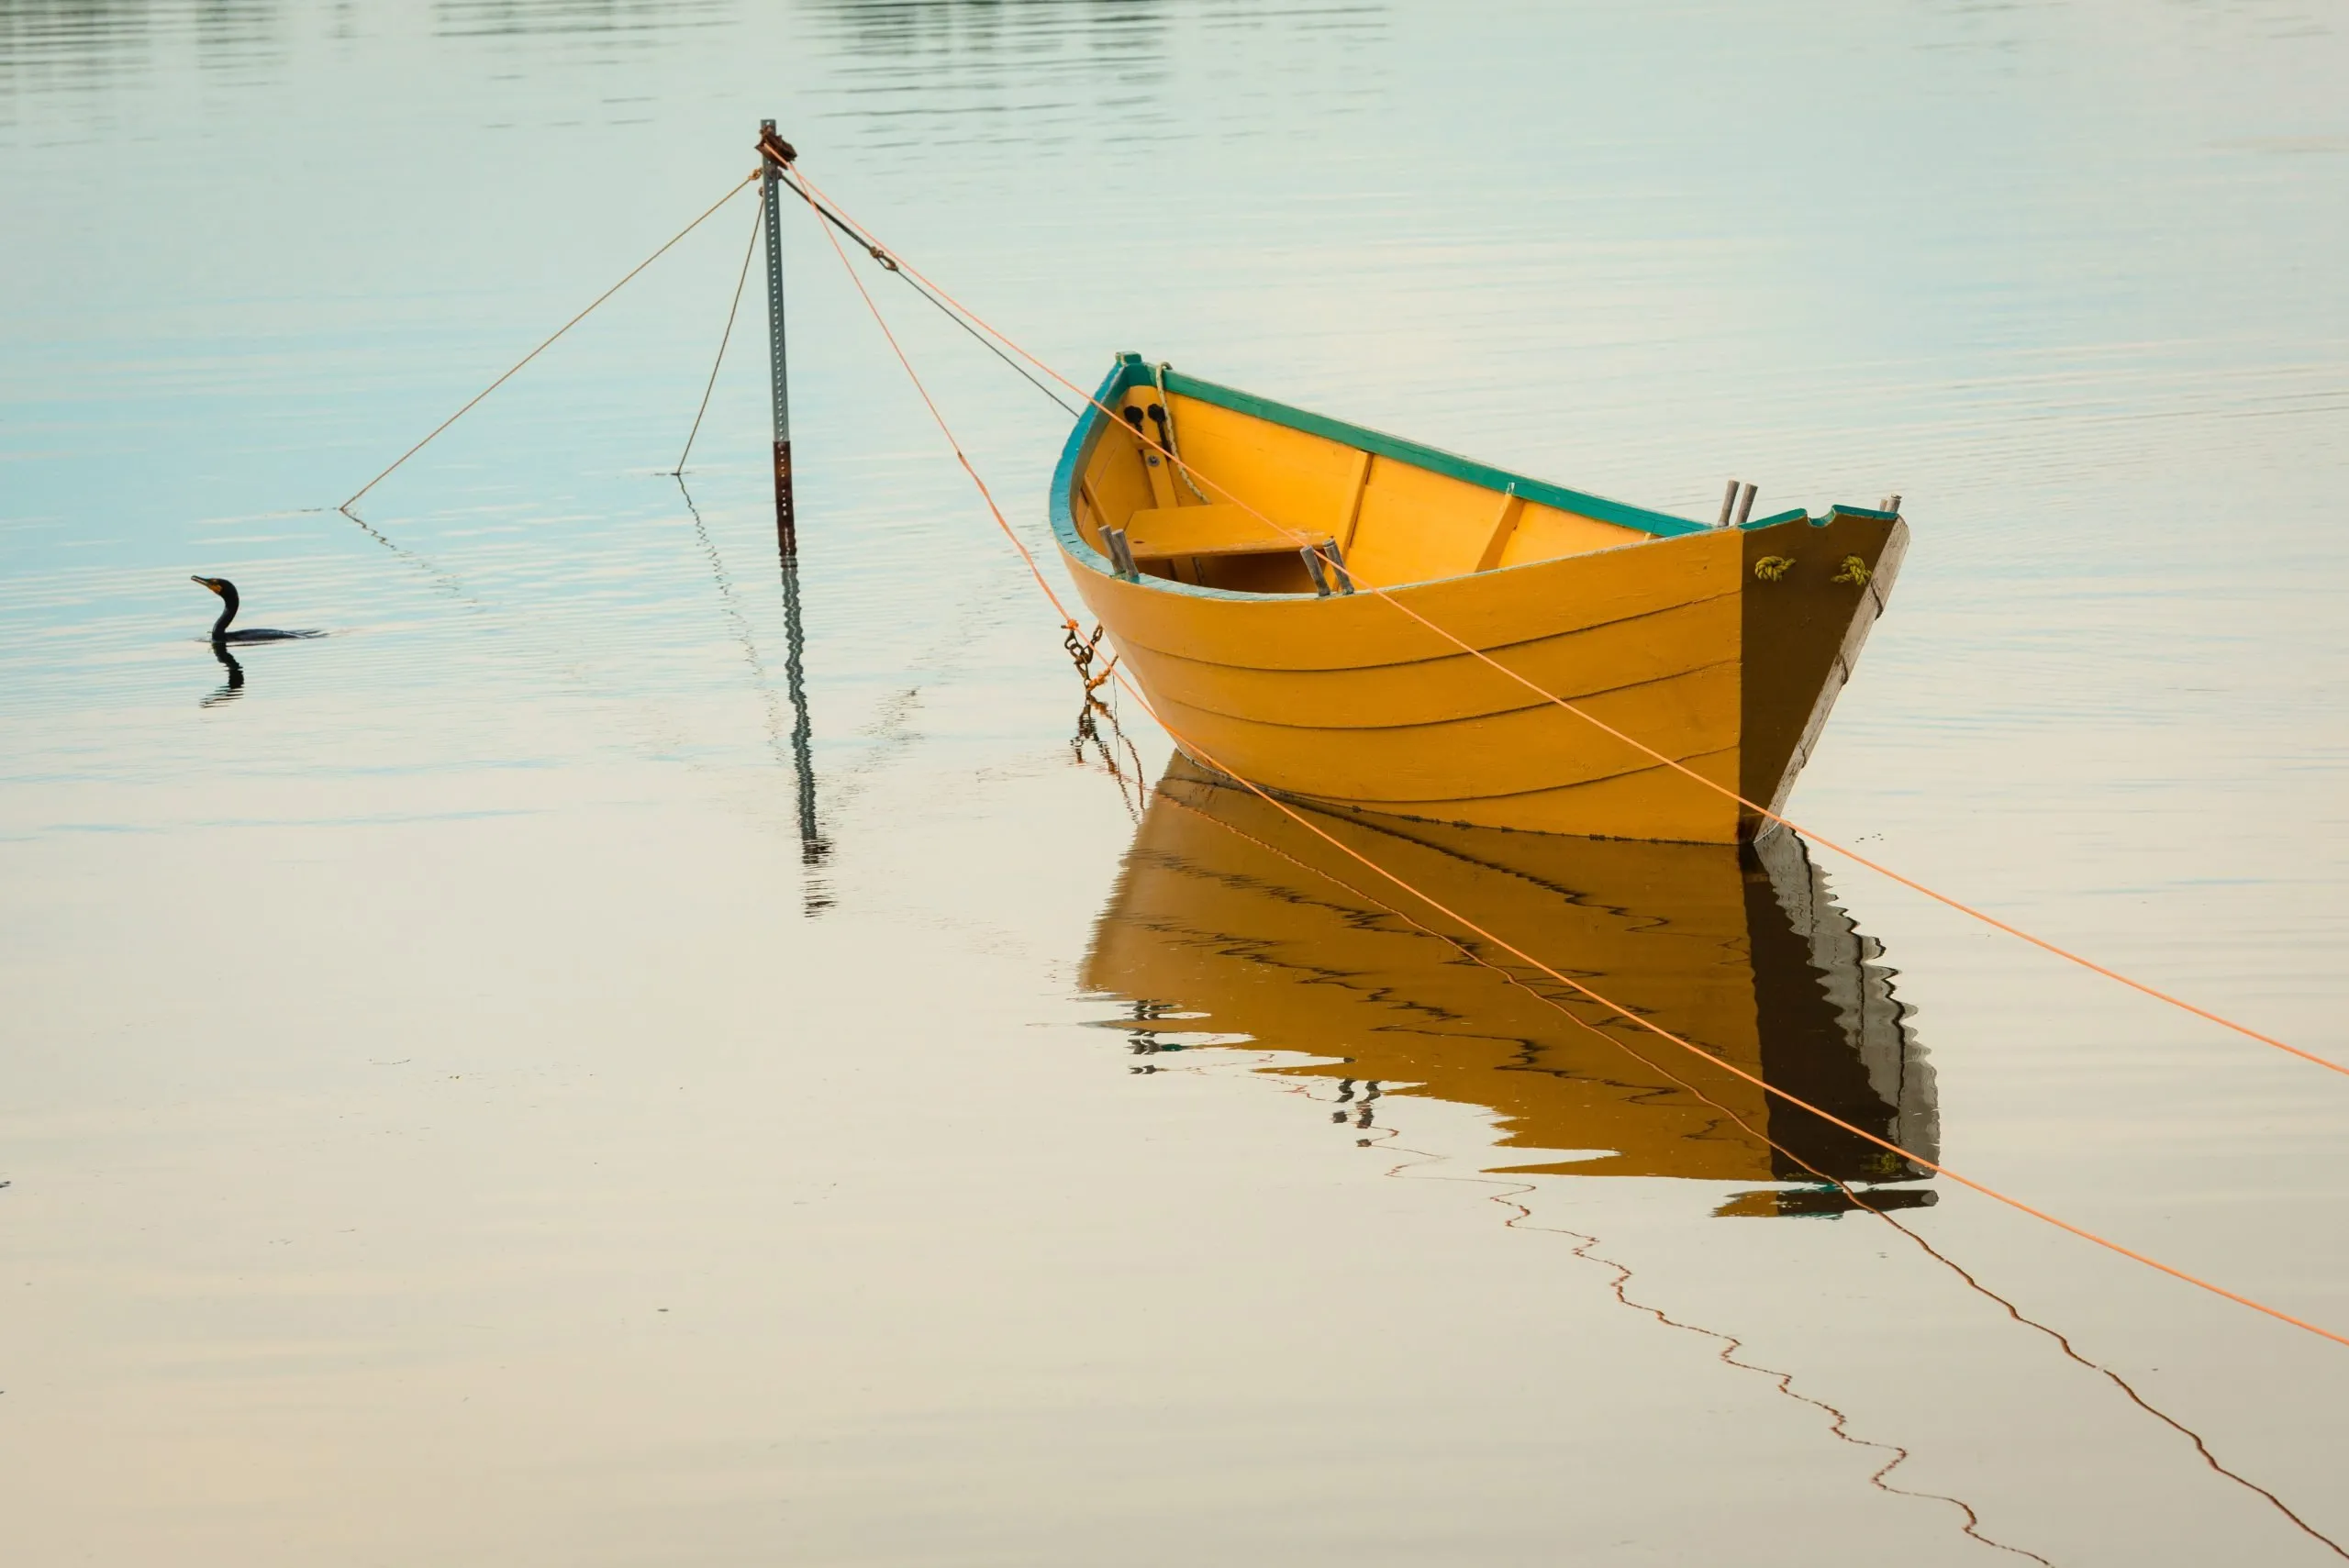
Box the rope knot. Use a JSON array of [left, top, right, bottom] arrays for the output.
[[1753, 555, 1795, 583], [1832, 555, 1873, 585]]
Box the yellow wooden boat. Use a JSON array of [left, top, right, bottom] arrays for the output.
[[1085, 758, 1938, 1210], [1052, 354, 1906, 843]]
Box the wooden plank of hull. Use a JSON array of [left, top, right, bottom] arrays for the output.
[[1113, 593, 1739, 729], [1070, 524, 1745, 673], [1145, 663, 1738, 804], [1345, 748, 1742, 841]]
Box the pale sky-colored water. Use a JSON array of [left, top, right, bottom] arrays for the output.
[[4, 3, 2347, 1563]]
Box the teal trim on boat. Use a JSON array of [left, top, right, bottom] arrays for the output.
[[1048, 352, 1889, 595], [1051, 353, 1710, 601], [1049, 357, 1152, 582], [1157, 365, 1711, 540]]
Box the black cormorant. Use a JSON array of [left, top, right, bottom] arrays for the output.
[[191, 576, 322, 644]]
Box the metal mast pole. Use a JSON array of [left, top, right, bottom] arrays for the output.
[[753, 123, 824, 899], [761, 118, 796, 557]]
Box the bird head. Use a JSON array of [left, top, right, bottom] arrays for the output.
[[192, 575, 229, 596]]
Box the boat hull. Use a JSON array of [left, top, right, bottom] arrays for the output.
[[1053, 359, 1904, 843]]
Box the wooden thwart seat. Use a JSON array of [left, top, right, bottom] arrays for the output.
[[1125, 504, 1330, 562]]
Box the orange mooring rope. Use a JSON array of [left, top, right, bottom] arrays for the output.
[[775, 154, 2343, 1086], [1147, 780, 2348, 1560], [800, 190, 2349, 1355], [800, 180, 1085, 640], [1118, 680, 2349, 1350]]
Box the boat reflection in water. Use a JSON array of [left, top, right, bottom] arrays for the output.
[[1085, 760, 1938, 1217]]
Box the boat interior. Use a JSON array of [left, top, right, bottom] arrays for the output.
[[1066, 360, 1726, 595]]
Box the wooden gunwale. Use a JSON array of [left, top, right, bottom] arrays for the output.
[[1048, 355, 1904, 594], [1150, 368, 1713, 540]]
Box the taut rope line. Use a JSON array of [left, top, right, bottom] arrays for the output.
[[1116, 669, 2349, 1347], [342, 170, 759, 516], [802, 198, 2349, 1354], [1128, 680, 2349, 1348], [674, 185, 768, 475], [795, 171, 1083, 639], [768, 159, 1079, 419], [772, 146, 2342, 1085]]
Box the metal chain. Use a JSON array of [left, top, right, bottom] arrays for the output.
[[1064, 623, 1144, 817]]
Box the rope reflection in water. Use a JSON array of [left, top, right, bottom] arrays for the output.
[[1083, 757, 2346, 1560], [678, 474, 829, 911]]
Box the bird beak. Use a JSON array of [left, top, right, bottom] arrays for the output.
[[192, 576, 223, 595]]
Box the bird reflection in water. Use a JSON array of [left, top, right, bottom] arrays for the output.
[[201, 642, 245, 707], [1085, 758, 1937, 1217]]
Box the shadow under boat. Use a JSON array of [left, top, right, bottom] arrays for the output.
[[1084, 758, 1938, 1218]]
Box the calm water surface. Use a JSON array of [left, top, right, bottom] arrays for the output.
[[4, 3, 2347, 1563]]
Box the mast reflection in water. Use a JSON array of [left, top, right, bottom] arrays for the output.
[[1085, 759, 1937, 1218]]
